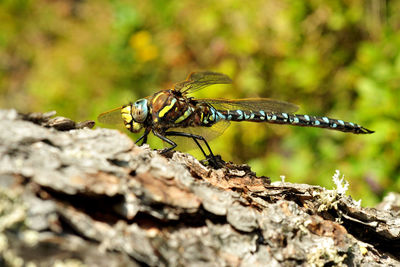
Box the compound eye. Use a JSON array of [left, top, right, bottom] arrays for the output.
[[132, 99, 148, 122]]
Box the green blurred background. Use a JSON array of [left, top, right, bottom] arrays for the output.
[[1, 0, 399, 206]]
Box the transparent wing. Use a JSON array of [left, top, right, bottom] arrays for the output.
[[174, 71, 232, 95], [97, 106, 123, 125], [198, 98, 299, 113], [167, 120, 231, 152]]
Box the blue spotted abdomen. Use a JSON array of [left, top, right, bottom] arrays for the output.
[[217, 110, 373, 134]]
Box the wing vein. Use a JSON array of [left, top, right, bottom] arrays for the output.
[[197, 98, 299, 113]]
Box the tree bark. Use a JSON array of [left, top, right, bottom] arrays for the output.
[[0, 109, 399, 266]]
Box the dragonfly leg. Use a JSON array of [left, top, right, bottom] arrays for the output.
[[190, 137, 208, 160], [164, 131, 221, 168], [135, 128, 150, 145], [152, 130, 177, 154]]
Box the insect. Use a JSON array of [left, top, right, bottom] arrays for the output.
[[98, 71, 373, 167]]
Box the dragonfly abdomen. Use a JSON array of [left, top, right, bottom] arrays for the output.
[[218, 110, 373, 134]]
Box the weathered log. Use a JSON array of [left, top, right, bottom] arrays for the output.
[[0, 109, 399, 266]]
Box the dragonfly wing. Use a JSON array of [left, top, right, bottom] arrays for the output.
[[97, 106, 123, 125], [167, 120, 231, 152], [198, 98, 299, 113], [174, 71, 232, 94]]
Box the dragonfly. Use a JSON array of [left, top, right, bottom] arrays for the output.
[[98, 71, 374, 167]]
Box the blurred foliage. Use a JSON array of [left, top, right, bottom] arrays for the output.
[[1, 0, 399, 206]]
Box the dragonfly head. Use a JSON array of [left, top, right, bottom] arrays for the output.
[[120, 99, 148, 133]]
